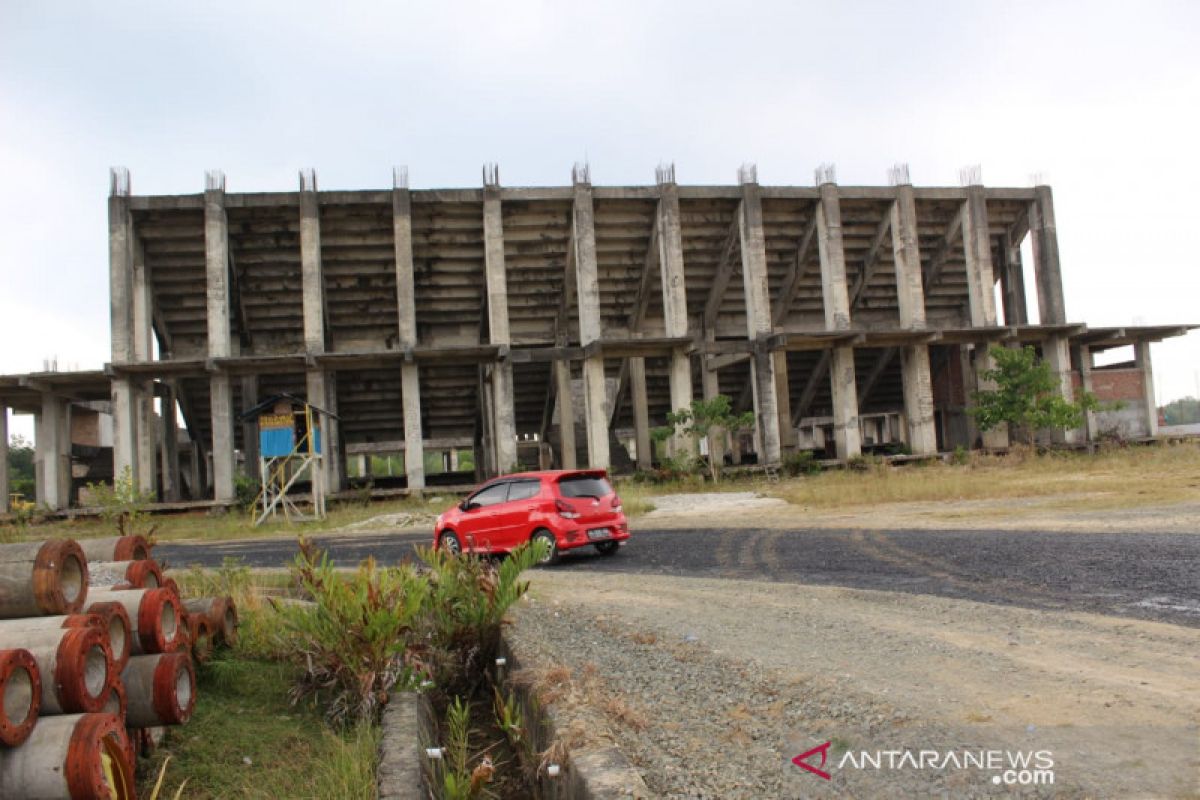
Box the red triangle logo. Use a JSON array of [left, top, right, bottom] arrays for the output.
[[792, 741, 832, 780]]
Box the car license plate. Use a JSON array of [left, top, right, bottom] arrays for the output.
[[587, 528, 609, 541]]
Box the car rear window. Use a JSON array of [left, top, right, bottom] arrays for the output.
[[557, 475, 613, 499], [506, 480, 541, 501]]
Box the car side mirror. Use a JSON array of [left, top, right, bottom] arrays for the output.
[[461, 501, 478, 512]]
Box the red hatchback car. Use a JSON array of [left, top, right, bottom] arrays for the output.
[[433, 470, 630, 564]]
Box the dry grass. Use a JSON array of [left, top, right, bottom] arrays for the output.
[[767, 441, 1200, 512], [10, 493, 449, 544]]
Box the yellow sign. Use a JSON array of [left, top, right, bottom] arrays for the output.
[[260, 413, 293, 430]]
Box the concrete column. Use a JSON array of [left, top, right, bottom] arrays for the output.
[[188, 441, 201, 501], [962, 182, 1007, 450], [35, 395, 67, 510], [393, 177, 426, 491], [999, 230, 1029, 326], [205, 171, 235, 503], [815, 179, 862, 460], [0, 405, 8, 512], [109, 174, 137, 484], [1043, 335, 1077, 443], [773, 351, 796, 453], [131, 238, 157, 497], [1135, 340, 1158, 438], [159, 386, 180, 502], [738, 177, 781, 464], [629, 357, 652, 470], [962, 184, 999, 328], [299, 170, 338, 493], [1075, 344, 1098, 443], [656, 179, 695, 458], [701, 353, 726, 468], [572, 175, 610, 470], [553, 360, 577, 469], [890, 181, 937, 455], [239, 376, 259, 475], [481, 177, 518, 475], [479, 369, 496, 476], [1030, 185, 1066, 325]]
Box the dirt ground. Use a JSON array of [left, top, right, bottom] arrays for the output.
[[514, 570, 1200, 798], [644, 492, 1200, 534]]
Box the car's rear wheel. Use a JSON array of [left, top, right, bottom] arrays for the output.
[[439, 531, 462, 556], [531, 529, 559, 566], [594, 540, 619, 556]]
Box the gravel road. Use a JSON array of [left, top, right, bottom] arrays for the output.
[[158, 525, 1200, 627]]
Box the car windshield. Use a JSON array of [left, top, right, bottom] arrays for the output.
[[558, 475, 612, 499]]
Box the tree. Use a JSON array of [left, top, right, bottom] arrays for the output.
[[6, 434, 35, 501], [1161, 397, 1200, 425], [658, 395, 755, 482], [970, 346, 1097, 443]]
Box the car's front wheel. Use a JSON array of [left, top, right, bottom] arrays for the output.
[[439, 531, 463, 555], [594, 540, 619, 557], [531, 529, 560, 566]]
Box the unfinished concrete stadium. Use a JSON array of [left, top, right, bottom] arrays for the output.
[[0, 163, 1192, 511]]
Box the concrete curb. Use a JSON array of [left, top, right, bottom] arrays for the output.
[[376, 693, 426, 800], [500, 635, 653, 800], [376, 635, 653, 799]]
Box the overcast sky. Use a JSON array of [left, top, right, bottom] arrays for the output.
[[2, 1, 1198, 440]]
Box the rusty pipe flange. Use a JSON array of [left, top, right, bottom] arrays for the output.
[[55, 626, 113, 713], [161, 577, 181, 599], [66, 713, 135, 800], [137, 588, 184, 654], [0, 648, 40, 746], [153, 652, 196, 725], [127, 559, 164, 589], [32, 538, 88, 614], [84, 601, 132, 673]]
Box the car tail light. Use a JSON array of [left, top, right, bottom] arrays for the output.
[[611, 495, 622, 511], [555, 499, 580, 519]]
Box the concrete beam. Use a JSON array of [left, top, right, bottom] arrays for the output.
[[656, 176, 695, 459], [857, 348, 897, 410], [815, 178, 861, 459], [702, 218, 740, 332], [1031, 185, 1066, 325], [483, 169, 518, 474], [848, 209, 892, 311], [393, 176, 425, 491], [772, 213, 818, 327], [794, 350, 832, 424], [571, 172, 609, 470], [921, 206, 965, 290]]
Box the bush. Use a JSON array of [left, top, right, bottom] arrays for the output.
[[782, 451, 821, 476], [420, 541, 546, 697], [277, 539, 431, 727], [87, 466, 158, 540], [233, 475, 260, 511]]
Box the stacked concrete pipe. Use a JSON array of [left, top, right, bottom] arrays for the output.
[[87, 559, 164, 591], [0, 540, 88, 618], [0, 649, 39, 746], [86, 587, 184, 656], [76, 536, 151, 563], [0, 713, 135, 800]]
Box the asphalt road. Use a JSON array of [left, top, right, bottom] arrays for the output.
[[157, 526, 1200, 627]]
